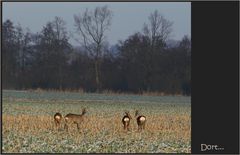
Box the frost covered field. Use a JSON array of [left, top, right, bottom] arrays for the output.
[[2, 90, 191, 153]]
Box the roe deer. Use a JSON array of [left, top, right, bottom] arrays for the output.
[[135, 110, 146, 131], [122, 111, 132, 131], [54, 112, 63, 130], [64, 108, 87, 132]]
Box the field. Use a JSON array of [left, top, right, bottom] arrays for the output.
[[2, 90, 191, 153]]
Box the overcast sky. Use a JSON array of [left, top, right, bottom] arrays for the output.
[[3, 2, 191, 46]]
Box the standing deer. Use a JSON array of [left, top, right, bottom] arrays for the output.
[[135, 110, 146, 131], [64, 108, 87, 132], [122, 111, 132, 131], [54, 112, 63, 130]]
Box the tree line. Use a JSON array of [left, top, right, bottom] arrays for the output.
[[2, 6, 191, 95]]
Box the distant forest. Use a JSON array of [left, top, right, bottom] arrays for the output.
[[2, 6, 191, 95]]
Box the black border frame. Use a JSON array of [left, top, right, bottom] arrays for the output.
[[192, 1, 239, 154]]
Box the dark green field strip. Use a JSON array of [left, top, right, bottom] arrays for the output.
[[3, 100, 190, 117], [3, 90, 191, 104]]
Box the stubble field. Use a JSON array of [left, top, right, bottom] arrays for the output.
[[2, 90, 191, 153]]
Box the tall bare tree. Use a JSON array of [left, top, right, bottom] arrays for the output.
[[143, 10, 173, 51], [2, 20, 17, 88], [32, 17, 71, 89], [15, 25, 32, 89], [142, 10, 173, 91], [52, 16, 70, 89], [74, 6, 113, 92]]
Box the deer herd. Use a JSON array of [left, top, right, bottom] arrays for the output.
[[54, 108, 146, 132]]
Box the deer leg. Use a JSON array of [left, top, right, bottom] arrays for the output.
[[57, 122, 59, 130], [143, 123, 145, 130], [64, 123, 68, 132], [76, 123, 80, 131], [54, 120, 57, 127], [58, 122, 62, 131], [55, 120, 60, 130], [127, 124, 130, 131]]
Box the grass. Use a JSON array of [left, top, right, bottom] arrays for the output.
[[2, 90, 191, 153]]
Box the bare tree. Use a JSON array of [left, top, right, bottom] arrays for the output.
[[15, 25, 32, 89], [74, 6, 113, 92], [141, 10, 174, 91], [53, 16, 68, 43], [52, 16, 69, 90], [143, 10, 173, 51], [32, 17, 71, 89]]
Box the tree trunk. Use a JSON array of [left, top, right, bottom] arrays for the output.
[[59, 66, 63, 90], [95, 60, 100, 93]]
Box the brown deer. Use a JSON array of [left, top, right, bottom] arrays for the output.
[[122, 111, 132, 131], [54, 112, 63, 130], [135, 110, 146, 131], [64, 108, 87, 132]]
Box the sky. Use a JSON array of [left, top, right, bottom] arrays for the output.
[[2, 2, 191, 46]]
